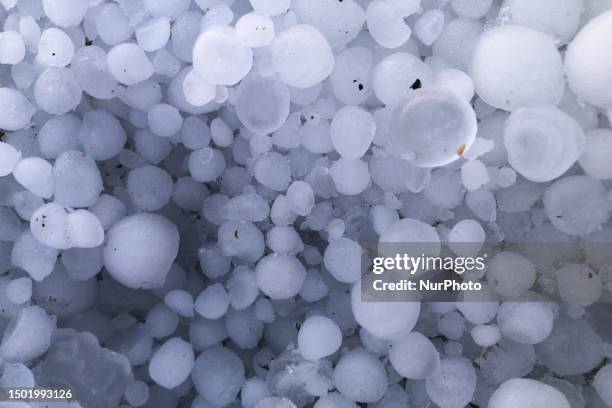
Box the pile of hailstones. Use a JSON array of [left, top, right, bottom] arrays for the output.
[[2, 0, 612, 407]]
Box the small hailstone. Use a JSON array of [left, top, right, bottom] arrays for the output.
[[543, 176, 610, 236], [236, 13, 275, 47], [127, 165, 174, 211], [89, 194, 126, 231], [183, 69, 216, 107], [146, 303, 179, 339], [330, 106, 376, 159], [148, 103, 183, 137], [235, 74, 291, 135], [253, 152, 291, 191], [192, 346, 245, 407], [30, 202, 71, 249], [414, 10, 445, 46], [555, 263, 602, 305], [500, 0, 584, 44], [11, 231, 58, 281], [504, 106, 585, 183], [389, 332, 440, 379], [181, 116, 211, 149], [194, 283, 230, 319], [107, 43, 154, 86], [471, 325, 501, 347], [136, 18, 171, 52], [66, 210, 105, 248], [249, 0, 291, 16], [565, 10, 612, 108], [373, 53, 434, 108], [388, 88, 477, 168], [124, 381, 149, 407], [148, 337, 194, 389], [210, 118, 233, 147], [218, 220, 264, 263], [193, 27, 253, 86], [254, 297, 275, 323], [201, 4, 234, 29], [0, 305, 56, 362], [0, 31, 26, 64], [298, 316, 342, 361], [470, 25, 564, 111], [333, 348, 388, 403], [594, 364, 612, 407], [34, 67, 82, 115], [351, 280, 420, 340], [329, 47, 372, 106], [78, 110, 127, 161], [37, 28, 74, 67], [366, 0, 412, 49], [95, 3, 133, 46], [0, 88, 35, 131], [486, 252, 535, 298], [323, 238, 362, 284], [286, 181, 315, 216], [0, 142, 21, 177], [241, 377, 271, 408], [426, 357, 477, 408], [42, 0, 89, 27], [488, 378, 570, 408], [103, 213, 180, 290], [72, 46, 120, 100], [38, 114, 81, 159], [466, 189, 496, 222], [255, 254, 306, 299], [330, 158, 370, 196], [447, 219, 485, 258], [270, 24, 334, 89], [226, 267, 259, 310], [579, 129, 612, 179], [497, 302, 554, 344], [7, 277, 32, 305], [189, 147, 226, 182], [13, 157, 54, 199], [53, 151, 103, 208], [461, 160, 489, 191]]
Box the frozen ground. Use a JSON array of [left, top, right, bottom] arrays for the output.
[[0, 0, 612, 407]]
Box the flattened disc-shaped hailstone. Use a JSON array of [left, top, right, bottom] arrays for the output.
[[387, 88, 477, 168], [103, 213, 179, 289]]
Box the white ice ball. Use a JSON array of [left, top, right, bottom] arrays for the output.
[[107, 43, 154, 86], [488, 378, 570, 408], [470, 25, 564, 111], [0, 31, 26, 65], [389, 332, 440, 379], [255, 253, 306, 299], [235, 74, 290, 135], [425, 357, 477, 408], [330, 106, 376, 159], [298, 315, 342, 360], [13, 157, 54, 199], [330, 158, 370, 196], [148, 337, 194, 389], [579, 128, 612, 179], [34, 67, 82, 115], [0, 88, 34, 131], [333, 348, 388, 403], [37, 27, 74, 67]]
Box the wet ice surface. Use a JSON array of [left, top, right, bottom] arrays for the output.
[[0, 0, 612, 408]]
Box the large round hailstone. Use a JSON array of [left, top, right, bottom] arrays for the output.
[[543, 176, 610, 236], [34, 67, 82, 115], [192, 346, 245, 407], [594, 364, 612, 407], [496, 302, 554, 344], [147, 103, 183, 137], [255, 253, 306, 299], [106, 43, 154, 86], [579, 128, 612, 179], [103, 213, 179, 290], [329, 158, 370, 196], [350, 280, 420, 340], [330, 46, 373, 106], [323, 237, 362, 283], [387, 88, 477, 168], [373, 52, 434, 108], [127, 165, 174, 211], [30, 203, 71, 250], [297, 316, 342, 361], [253, 152, 291, 191], [37, 28, 74, 67], [0, 88, 35, 131], [270, 24, 334, 89], [565, 9, 612, 109], [192, 27, 253, 86], [470, 25, 564, 111], [330, 106, 376, 159], [333, 348, 388, 403], [235, 75, 290, 135], [389, 332, 440, 379], [489, 378, 570, 408], [366, 0, 412, 49], [188, 147, 226, 182], [486, 252, 535, 298], [555, 263, 602, 305], [425, 357, 476, 408], [42, 0, 89, 27], [0, 31, 26, 65], [53, 150, 103, 208], [72, 46, 120, 100], [503, 106, 585, 183], [148, 337, 194, 389], [292, 0, 366, 47]]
